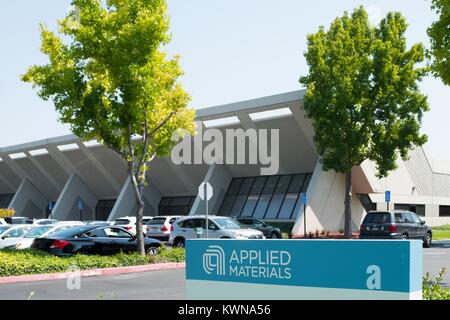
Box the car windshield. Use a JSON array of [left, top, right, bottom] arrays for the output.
[[363, 213, 391, 224], [114, 219, 130, 225], [23, 226, 53, 238], [147, 218, 166, 225], [2, 226, 29, 238], [213, 218, 243, 230], [0, 226, 11, 234]]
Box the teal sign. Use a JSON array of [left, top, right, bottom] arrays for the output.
[[186, 239, 422, 300]]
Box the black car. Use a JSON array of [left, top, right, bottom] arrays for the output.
[[359, 210, 432, 247], [31, 225, 162, 256], [234, 217, 282, 239]]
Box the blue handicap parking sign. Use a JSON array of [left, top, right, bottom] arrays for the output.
[[78, 200, 84, 210], [301, 193, 307, 205], [385, 191, 391, 203]]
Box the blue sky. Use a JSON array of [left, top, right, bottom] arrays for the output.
[[1, 0, 449, 159]]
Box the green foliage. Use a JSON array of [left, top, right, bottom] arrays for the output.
[[300, 6, 429, 178], [423, 268, 450, 300], [0, 209, 15, 218], [427, 0, 450, 85], [21, 0, 195, 255], [433, 224, 450, 230], [0, 248, 185, 277]]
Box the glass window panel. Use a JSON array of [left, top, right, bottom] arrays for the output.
[[230, 195, 247, 217], [171, 197, 191, 206], [262, 176, 279, 194], [292, 197, 304, 219], [241, 195, 259, 217], [250, 176, 266, 194], [239, 177, 255, 195], [288, 174, 306, 193], [227, 179, 243, 195], [264, 194, 284, 219], [278, 193, 298, 219], [301, 174, 312, 192], [440, 206, 450, 217], [275, 175, 292, 194], [160, 197, 171, 206], [218, 196, 235, 216], [253, 194, 272, 218]]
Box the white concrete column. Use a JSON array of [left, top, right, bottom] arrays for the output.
[[108, 177, 161, 221], [52, 173, 98, 221], [292, 162, 366, 235], [8, 179, 48, 219], [189, 163, 232, 216]]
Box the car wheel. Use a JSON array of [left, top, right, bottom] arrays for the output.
[[146, 246, 159, 256], [173, 238, 185, 248], [270, 232, 279, 239], [401, 234, 409, 240], [423, 233, 432, 248]]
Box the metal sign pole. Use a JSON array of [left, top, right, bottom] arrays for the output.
[[205, 185, 209, 239]]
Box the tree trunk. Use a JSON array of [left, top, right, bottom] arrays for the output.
[[135, 195, 145, 256], [344, 170, 352, 239]]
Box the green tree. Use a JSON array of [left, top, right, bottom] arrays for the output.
[[22, 0, 195, 255], [427, 0, 450, 85], [300, 7, 429, 238]]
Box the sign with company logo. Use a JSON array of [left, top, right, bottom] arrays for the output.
[[186, 239, 422, 300]]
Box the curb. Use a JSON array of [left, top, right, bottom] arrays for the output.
[[0, 262, 186, 285]]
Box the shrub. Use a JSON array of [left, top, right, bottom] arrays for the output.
[[423, 268, 450, 300], [0, 248, 185, 277], [0, 208, 15, 218], [433, 224, 450, 231]]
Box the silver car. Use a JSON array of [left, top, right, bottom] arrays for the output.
[[146, 216, 182, 240], [169, 215, 265, 248]]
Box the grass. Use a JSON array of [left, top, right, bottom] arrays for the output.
[[0, 247, 185, 277], [433, 230, 450, 240]]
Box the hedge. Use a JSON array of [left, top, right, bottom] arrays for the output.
[[0, 247, 185, 277]]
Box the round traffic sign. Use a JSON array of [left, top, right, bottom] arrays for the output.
[[198, 182, 213, 201]]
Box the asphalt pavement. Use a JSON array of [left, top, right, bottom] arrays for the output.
[[0, 240, 448, 300]]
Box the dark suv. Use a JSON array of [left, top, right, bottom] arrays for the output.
[[234, 217, 282, 239], [359, 210, 432, 247]]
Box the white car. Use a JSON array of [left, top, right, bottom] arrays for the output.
[[169, 216, 265, 248], [0, 225, 34, 241], [0, 224, 78, 250], [145, 216, 182, 241], [32, 219, 59, 225], [0, 218, 7, 226], [112, 216, 154, 235]]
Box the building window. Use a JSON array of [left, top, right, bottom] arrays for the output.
[[394, 204, 426, 217], [218, 173, 313, 220], [0, 194, 14, 209], [357, 194, 376, 212], [95, 199, 117, 221], [439, 206, 450, 217], [158, 196, 196, 216]]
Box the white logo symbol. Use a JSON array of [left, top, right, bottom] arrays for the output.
[[203, 245, 226, 276]]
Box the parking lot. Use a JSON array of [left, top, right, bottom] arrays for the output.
[[0, 240, 448, 300]]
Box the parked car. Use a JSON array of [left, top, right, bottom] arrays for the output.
[[3, 217, 34, 225], [145, 216, 182, 240], [33, 219, 59, 225], [31, 225, 162, 256], [112, 216, 153, 235], [0, 219, 7, 226], [0, 225, 34, 240], [0, 224, 78, 250], [234, 217, 282, 239], [84, 221, 112, 226], [54, 221, 85, 226], [359, 210, 432, 247], [169, 216, 265, 248]]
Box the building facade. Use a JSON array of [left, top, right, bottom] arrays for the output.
[[1, 90, 450, 234]]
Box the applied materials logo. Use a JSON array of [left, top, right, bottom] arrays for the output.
[[202, 245, 292, 280], [203, 245, 226, 276]]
